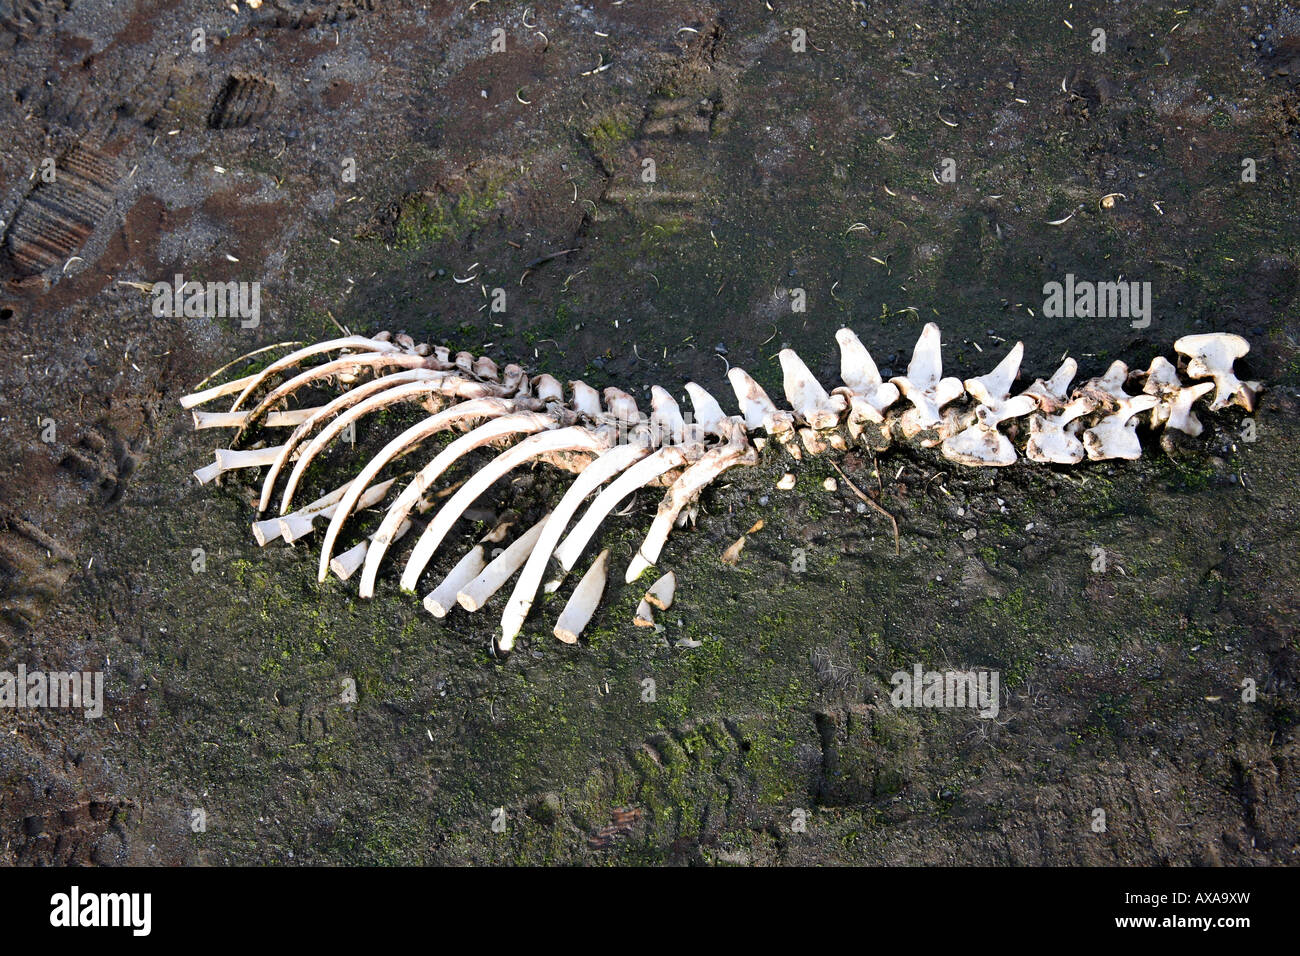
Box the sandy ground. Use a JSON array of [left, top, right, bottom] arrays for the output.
[[0, 0, 1297, 864]]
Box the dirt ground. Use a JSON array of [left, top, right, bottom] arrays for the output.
[[0, 0, 1297, 865]]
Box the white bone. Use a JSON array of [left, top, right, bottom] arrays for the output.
[[644, 571, 676, 610], [551, 445, 692, 574], [195, 444, 300, 484], [330, 518, 413, 580], [500, 441, 652, 644], [726, 367, 797, 438], [1140, 356, 1215, 435], [552, 549, 610, 646], [1174, 333, 1259, 411], [228, 335, 403, 411], [179, 372, 261, 409], [399, 425, 606, 593], [890, 323, 965, 437], [569, 380, 602, 418], [192, 406, 325, 429], [456, 514, 552, 613], [649, 386, 686, 445], [316, 397, 522, 580], [684, 382, 728, 437], [262, 370, 464, 512], [832, 327, 899, 424], [625, 421, 757, 582], [778, 348, 845, 429], [602, 387, 640, 423], [280, 477, 396, 543], [1084, 395, 1159, 460], [423, 545, 488, 617], [357, 411, 556, 598], [634, 599, 655, 627], [942, 342, 1037, 466]]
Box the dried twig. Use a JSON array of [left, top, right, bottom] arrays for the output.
[[829, 460, 899, 555]]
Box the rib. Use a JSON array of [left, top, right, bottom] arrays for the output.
[[357, 410, 556, 598], [625, 420, 757, 582], [227, 334, 404, 411], [280, 476, 397, 543], [423, 545, 488, 617], [180, 371, 262, 410], [399, 425, 607, 593], [192, 406, 325, 430], [500, 440, 654, 645], [279, 388, 506, 516], [316, 396, 526, 580], [235, 352, 430, 437], [455, 513, 552, 613], [551, 444, 692, 573], [552, 549, 610, 645]]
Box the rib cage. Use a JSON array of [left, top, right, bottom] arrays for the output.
[[182, 325, 1262, 653]]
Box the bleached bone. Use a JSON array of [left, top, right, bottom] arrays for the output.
[[1139, 356, 1216, 436], [644, 571, 676, 610], [533, 374, 564, 403], [187, 323, 1266, 646], [358, 410, 556, 598], [456, 513, 551, 613], [1084, 395, 1159, 461], [890, 322, 965, 439], [779, 348, 845, 429], [330, 517, 411, 581], [280, 388, 507, 515], [634, 599, 656, 627], [552, 549, 610, 646], [1079, 360, 1132, 404], [194, 444, 299, 484], [625, 419, 757, 582], [316, 396, 527, 578], [551, 444, 694, 575], [180, 371, 262, 410], [684, 382, 729, 438], [258, 368, 453, 512], [193, 407, 325, 430], [236, 352, 431, 436], [500, 440, 653, 644], [228, 334, 405, 411], [1174, 333, 1260, 411], [602, 388, 640, 424], [1023, 358, 1090, 464], [399, 425, 608, 593], [832, 327, 899, 426], [569, 381, 602, 419], [941, 342, 1037, 467], [280, 477, 397, 543], [252, 480, 352, 545], [423, 545, 488, 617], [727, 368, 797, 440], [649, 386, 686, 445]]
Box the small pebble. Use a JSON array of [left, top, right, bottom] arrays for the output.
[[822, 477, 837, 491], [777, 472, 796, 490]]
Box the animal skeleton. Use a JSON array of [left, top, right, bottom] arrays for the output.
[[182, 325, 1261, 652]]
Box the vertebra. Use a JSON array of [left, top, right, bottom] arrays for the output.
[[181, 325, 1261, 652]]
